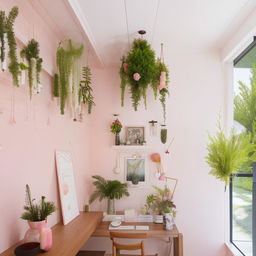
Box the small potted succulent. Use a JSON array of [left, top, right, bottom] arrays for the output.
[[110, 117, 122, 145], [21, 185, 56, 251]]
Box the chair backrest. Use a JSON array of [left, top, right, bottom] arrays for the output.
[[109, 232, 147, 256]]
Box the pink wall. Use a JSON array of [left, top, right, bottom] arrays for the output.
[[85, 49, 227, 256], [0, 1, 91, 253], [0, 1, 230, 256]]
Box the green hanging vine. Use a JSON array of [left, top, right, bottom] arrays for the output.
[[0, 6, 20, 86], [79, 66, 95, 114], [56, 39, 83, 115], [0, 11, 6, 67], [20, 39, 43, 98], [53, 73, 59, 97]]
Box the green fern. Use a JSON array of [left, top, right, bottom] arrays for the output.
[[53, 74, 59, 97], [89, 175, 129, 203], [206, 126, 256, 186], [79, 66, 95, 114]]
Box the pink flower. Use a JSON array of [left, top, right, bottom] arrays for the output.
[[133, 72, 141, 81], [123, 63, 128, 73]]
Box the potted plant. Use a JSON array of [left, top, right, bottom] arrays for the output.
[[89, 175, 129, 214], [145, 185, 176, 224], [21, 185, 56, 251], [206, 124, 256, 189]]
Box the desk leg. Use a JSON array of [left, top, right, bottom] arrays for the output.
[[173, 233, 183, 256]]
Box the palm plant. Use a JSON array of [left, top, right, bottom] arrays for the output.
[[89, 175, 129, 214]]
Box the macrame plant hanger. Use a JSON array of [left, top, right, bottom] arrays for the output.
[[159, 43, 168, 144]]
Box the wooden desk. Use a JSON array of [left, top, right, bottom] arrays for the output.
[[93, 222, 183, 256], [1, 212, 103, 256]]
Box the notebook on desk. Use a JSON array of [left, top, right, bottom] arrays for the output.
[[109, 225, 149, 231]]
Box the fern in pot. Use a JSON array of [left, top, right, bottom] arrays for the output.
[[89, 175, 129, 214], [21, 185, 56, 251]]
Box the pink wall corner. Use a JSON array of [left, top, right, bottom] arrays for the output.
[[0, 1, 91, 253]]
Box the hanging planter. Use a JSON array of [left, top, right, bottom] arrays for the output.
[[79, 66, 95, 115], [119, 32, 170, 122], [0, 7, 20, 85], [20, 39, 43, 98], [56, 39, 83, 116], [119, 31, 158, 111]]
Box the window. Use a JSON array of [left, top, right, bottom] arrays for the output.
[[231, 38, 256, 256]]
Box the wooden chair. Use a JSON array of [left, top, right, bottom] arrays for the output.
[[109, 232, 158, 256]]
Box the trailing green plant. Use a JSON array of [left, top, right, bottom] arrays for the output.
[[79, 66, 95, 114], [56, 39, 83, 115], [21, 184, 56, 221], [155, 59, 170, 122], [7, 6, 19, 86], [206, 124, 256, 187], [120, 39, 157, 110], [21, 39, 43, 98], [53, 73, 59, 97], [89, 175, 129, 203], [234, 65, 256, 134], [0, 10, 6, 66]]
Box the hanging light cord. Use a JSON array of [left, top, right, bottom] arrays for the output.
[[151, 0, 161, 44], [160, 43, 165, 63], [124, 0, 131, 48]]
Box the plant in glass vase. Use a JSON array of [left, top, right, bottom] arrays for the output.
[[111, 117, 122, 145], [89, 175, 129, 214]]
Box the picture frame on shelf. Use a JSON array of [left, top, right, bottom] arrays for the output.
[[126, 126, 145, 145]]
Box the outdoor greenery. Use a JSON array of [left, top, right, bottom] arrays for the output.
[[206, 125, 256, 187], [21, 185, 56, 221], [234, 65, 256, 134], [21, 39, 43, 98], [89, 175, 129, 203], [79, 66, 95, 114]]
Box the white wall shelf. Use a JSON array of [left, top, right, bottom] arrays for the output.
[[111, 145, 152, 151]]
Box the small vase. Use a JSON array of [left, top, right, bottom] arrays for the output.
[[164, 213, 174, 230], [24, 220, 52, 251], [107, 198, 115, 215], [160, 125, 167, 144], [115, 133, 120, 145]]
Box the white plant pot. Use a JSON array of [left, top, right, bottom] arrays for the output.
[[154, 215, 163, 224]]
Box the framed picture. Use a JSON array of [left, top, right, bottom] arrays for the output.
[[125, 157, 146, 186], [126, 126, 145, 145], [55, 151, 79, 225]]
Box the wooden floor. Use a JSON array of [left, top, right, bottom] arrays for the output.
[[77, 251, 106, 256]]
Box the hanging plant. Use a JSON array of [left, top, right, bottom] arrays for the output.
[[53, 73, 59, 97], [120, 38, 157, 111], [0, 7, 20, 85], [79, 66, 95, 114], [155, 58, 170, 123], [56, 39, 83, 115], [20, 39, 43, 98], [0, 11, 6, 70]]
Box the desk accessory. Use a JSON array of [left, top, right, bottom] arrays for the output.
[[109, 225, 135, 230], [110, 220, 122, 227], [14, 242, 41, 256]]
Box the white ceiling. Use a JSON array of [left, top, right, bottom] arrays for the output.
[[41, 0, 256, 68]]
